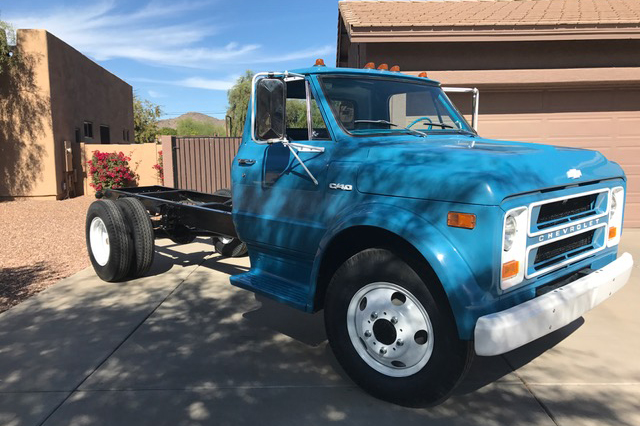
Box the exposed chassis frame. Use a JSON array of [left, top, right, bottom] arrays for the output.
[[99, 186, 238, 239]]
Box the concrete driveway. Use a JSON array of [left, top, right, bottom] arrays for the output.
[[1, 233, 638, 426]]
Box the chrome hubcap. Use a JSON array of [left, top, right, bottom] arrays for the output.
[[347, 282, 434, 377], [89, 217, 110, 266]]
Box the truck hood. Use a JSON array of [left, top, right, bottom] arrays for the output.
[[357, 137, 625, 205]]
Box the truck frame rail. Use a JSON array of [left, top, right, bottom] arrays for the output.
[[99, 186, 237, 239]]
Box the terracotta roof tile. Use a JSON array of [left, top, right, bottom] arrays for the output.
[[339, 0, 640, 30]]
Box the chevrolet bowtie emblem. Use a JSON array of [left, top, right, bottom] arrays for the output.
[[567, 168, 582, 179]]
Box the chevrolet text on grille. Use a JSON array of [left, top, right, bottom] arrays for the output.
[[537, 218, 602, 243]]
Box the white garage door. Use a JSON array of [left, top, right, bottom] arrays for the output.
[[472, 87, 640, 227]]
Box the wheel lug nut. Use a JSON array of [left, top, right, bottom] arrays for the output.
[[379, 347, 387, 355], [371, 312, 378, 320], [364, 330, 372, 338], [391, 316, 398, 324], [396, 339, 404, 347]]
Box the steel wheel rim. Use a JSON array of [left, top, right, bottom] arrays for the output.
[[346, 282, 434, 377], [89, 217, 110, 266]]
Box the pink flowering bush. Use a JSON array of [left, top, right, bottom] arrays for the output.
[[152, 150, 164, 184], [88, 151, 137, 191]]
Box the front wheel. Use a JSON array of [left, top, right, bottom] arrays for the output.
[[324, 248, 472, 407]]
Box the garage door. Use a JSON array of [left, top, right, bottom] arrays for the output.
[[463, 87, 640, 227]]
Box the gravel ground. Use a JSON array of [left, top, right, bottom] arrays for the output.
[[0, 196, 94, 312]]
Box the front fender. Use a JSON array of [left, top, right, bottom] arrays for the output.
[[312, 202, 494, 340]]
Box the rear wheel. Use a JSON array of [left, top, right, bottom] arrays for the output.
[[324, 248, 472, 407], [86, 200, 132, 282], [212, 188, 247, 257], [117, 197, 155, 278]]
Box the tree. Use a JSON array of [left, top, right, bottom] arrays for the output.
[[133, 93, 162, 143], [0, 20, 16, 75], [157, 127, 177, 136], [226, 70, 254, 136], [176, 118, 225, 136]]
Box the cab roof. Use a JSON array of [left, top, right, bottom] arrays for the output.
[[287, 65, 441, 86]]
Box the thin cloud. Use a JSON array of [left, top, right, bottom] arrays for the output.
[[132, 76, 238, 91], [147, 89, 166, 98], [6, 1, 334, 69]]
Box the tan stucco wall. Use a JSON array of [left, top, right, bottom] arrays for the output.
[[81, 143, 161, 195], [46, 31, 134, 197], [0, 29, 57, 198], [0, 29, 135, 199]]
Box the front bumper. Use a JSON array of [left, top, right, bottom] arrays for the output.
[[474, 252, 633, 356]]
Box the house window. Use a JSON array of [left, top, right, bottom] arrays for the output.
[[75, 128, 81, 143], [99, 125, 111, 144], [83, 121, 93, 138], [123, 129, 130, 142]]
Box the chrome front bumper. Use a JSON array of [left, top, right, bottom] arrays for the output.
[[474, 252, 634, 356]]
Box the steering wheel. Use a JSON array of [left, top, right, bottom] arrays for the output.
[[407, 117, 433, 130]]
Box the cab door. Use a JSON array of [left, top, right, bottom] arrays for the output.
[[232, 76, 333, 255]]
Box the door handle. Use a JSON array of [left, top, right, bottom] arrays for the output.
[[237, 159, 256, 166]]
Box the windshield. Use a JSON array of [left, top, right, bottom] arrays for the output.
[[319, 76, 474, 137]]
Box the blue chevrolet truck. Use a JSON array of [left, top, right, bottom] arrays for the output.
[[86, 62, 633, 406]]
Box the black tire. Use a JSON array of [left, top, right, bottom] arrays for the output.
[[212, 188, 248, 257], [86, 199, 132, 282], [214, 238, 248, 257], [117, 197, 155, 278], [324, 248, 473, 407]]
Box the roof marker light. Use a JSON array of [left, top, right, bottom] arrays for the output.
[[390, 65, 400, 72], [314, 58, 326, 66], [364, 62, 375, 69], [418, 71, 428, 78], [377, 63, 389, 70]]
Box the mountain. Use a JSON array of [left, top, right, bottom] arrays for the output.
[[157, 112, 225, 130]]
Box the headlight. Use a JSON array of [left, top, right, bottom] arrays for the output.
[[503, 214, 517, 252], [501, 207, 528, 291], [607, 187, 624, 247], [609, 194, 618, 220]]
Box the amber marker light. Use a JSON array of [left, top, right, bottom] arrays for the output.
[[447, 212, 476, 229], [314, 58, 326, 66], [364, 62, 375, 69], [609, 226, 617, 240], [502, 260, 519, 280], [418, 71, 428, 77], [377, 63, 389, 70], [390, 65, 400, 72]]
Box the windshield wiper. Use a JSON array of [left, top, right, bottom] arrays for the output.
[[354, 120, 427, 137]]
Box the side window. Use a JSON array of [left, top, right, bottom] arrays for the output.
[[310, 97, 329, 140], [284, 79, 329, 141]]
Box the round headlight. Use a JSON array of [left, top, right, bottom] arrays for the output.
[[504, 214, 517, 251], [610, 194, 618, 220]]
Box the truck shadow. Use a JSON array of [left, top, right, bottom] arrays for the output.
[[146, 240, 250, 278]]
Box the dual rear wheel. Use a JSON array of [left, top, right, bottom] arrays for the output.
[[86, 198, 154, 282]]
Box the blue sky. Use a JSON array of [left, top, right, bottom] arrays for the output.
[[1, 0, 345, 119]]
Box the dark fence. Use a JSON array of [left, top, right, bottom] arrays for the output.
[[170, 136, 242, 193]]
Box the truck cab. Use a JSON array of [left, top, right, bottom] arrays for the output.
[[229, 63, 633, 405]]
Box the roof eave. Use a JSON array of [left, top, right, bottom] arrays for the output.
[[348, 26, 640, 43]]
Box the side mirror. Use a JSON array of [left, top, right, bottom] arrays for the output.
[[255, 78, 286, 141]]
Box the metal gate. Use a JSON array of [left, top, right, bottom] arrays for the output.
[[171, 136, 242, 193]]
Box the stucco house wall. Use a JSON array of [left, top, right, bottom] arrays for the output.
[[0, 29, 135, 200]]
